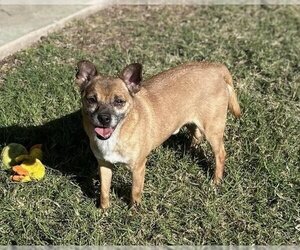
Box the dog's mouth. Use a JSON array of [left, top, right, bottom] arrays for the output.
[[94, 127, 115, 140]]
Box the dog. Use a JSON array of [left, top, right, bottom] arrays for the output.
[[75, 60, 241, 209]]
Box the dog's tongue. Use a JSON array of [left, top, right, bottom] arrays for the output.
[[95, 127, 114, 139]]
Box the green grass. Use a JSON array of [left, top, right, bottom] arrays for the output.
[[0, 5, 299, 245]]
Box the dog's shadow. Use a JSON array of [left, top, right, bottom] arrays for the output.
[[161, 131, 214, 175], [0, 112, 213, 205]]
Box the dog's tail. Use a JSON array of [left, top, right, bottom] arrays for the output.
[[221, 65, 241, 118]]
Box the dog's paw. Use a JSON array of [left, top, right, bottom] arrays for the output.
[[98, 197, 110, 211], [129, 199, 142, 210], [213, 176, 222, 186]]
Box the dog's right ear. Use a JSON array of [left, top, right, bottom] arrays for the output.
[[75, 60, 97, 91]]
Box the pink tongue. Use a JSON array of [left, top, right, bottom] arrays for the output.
[[95, 127, 114, 139]]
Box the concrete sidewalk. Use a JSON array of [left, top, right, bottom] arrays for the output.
[[1, 1, 298, 60], [0, 4, 109, 60]]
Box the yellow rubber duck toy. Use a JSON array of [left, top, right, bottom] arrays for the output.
[[10, 144, 45, 182]]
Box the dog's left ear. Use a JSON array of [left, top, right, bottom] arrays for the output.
[[120, 63, 143, 94]]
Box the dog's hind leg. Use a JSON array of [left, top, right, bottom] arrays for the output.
[[186, 123, 203, 148], [203, 124, 226, 185]]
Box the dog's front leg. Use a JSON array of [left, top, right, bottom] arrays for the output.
[[99, 161, 113, 209], [131, 158, 147, 207]]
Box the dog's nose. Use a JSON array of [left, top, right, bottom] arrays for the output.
[[98, 113, 111, 126]]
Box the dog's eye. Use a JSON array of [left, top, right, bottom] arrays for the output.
[[86, 96, 97, 104], [113, 98, 125, 107]]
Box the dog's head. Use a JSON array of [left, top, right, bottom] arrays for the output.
[[75, 60, 143, 140]]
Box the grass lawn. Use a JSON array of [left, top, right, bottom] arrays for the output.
[[0, 5, 299, 245]]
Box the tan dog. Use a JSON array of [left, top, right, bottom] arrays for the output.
[[76, 61, 241, 209]]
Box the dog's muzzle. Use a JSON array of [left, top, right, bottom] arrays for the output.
[[93, 113, 113, 140], [93, 112, 123, 140]]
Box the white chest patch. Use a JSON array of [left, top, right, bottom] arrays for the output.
[[91, 127, 128, 164]]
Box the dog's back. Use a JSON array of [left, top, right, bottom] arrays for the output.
[[143, 62, 240, 113], [139, 61, 240, 135]]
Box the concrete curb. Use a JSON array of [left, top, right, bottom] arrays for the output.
[[0, 3, 111, 61]]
